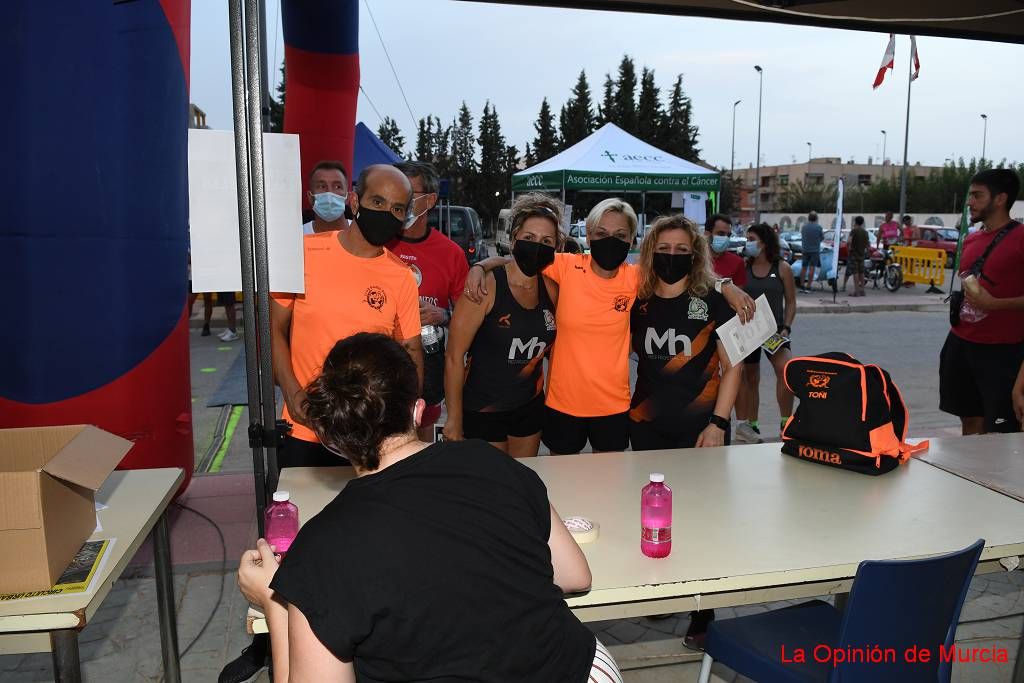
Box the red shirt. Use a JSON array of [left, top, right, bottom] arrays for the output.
[[952, 223, 1024, 345], [712, 251, 748, 287], [389, 227, 470, 313]]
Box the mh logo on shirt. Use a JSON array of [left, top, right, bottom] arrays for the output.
[[645, 328, 692, 358], [509, 336, 546, 361]]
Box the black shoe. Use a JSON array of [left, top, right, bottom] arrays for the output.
[[201, 324, 211, 337], [682, 609, 716, 651], [219, 634, 269, 683]]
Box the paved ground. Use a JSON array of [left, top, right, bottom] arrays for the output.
[[3, 297, 1022, 682]]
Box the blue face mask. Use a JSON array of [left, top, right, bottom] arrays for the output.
[[744, 241, 761, 258], [312, 192, 347, 222], [711, 235, 730, 253]]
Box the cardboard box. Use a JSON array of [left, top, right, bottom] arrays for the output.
[[0, 425, 132, 594]]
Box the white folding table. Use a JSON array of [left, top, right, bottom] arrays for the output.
[[0, 468, 184, 683]]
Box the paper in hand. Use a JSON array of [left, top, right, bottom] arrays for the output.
[[718, 294, 778, 366]]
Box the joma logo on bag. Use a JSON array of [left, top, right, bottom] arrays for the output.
[[798, 445, 841, 465]]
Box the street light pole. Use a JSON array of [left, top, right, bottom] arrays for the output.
[[754, 65, 763, 224], [980, 113, 988, 163], [806, 141, 812, 165], [880, 129, 887, 166], [730, 99, 741, 178]]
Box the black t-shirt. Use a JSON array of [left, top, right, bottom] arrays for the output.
[[270, 440, 596, 682], [629, 290, 733, 424]]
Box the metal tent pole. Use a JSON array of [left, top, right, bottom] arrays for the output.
[[227, 0, 279, 534]]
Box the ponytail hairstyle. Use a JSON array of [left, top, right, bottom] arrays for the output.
[[303, 333, 418, 471]]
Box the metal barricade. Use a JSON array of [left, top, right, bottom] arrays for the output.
[[890, 246, 946, 293]]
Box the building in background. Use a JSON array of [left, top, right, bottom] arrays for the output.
[[733, 157, 943, 223]]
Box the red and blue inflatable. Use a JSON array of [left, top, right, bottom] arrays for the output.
[[1, 0, 194, 490], [283, 0, 361, 190]]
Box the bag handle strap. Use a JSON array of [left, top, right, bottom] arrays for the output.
[[967, 221, 1020, 282]]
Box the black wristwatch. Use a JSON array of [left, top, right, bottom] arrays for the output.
[[708, 414, 730, 431], [779, 324, 792, 335]]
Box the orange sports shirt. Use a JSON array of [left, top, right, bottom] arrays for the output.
[[543, 253, 640, 417], [273, 232, 421, 442]]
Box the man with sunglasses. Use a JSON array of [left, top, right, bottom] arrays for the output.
[[271, 163, 424, 470], [392, 160, 470, 441]]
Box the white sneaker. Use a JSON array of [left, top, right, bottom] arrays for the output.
[[734, 423, 763, 444], [218, 330, 240, 342]]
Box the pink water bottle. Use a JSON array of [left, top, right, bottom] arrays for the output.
[[641, 473, 672, 558], [265, 491, 299, 558]]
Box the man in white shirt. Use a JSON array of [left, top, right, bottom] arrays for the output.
[[302, 160, 350, 234]]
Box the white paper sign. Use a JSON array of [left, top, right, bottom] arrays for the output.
[[717, 294, 777, 367], [188, 129, 305, 293]]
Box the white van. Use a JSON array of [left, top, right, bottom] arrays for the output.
[[495, 209, 512, 255]]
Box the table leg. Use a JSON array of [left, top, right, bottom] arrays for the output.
[[49, 629, 81, 683], [154, 512, 181, 683], [834, 592, 849, 612]]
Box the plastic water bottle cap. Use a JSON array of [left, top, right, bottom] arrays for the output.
[[649, 473, 665, 483], [272, 491, 290, 502]]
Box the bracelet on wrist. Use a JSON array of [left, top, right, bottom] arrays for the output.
[[708, 414, 730, 431]]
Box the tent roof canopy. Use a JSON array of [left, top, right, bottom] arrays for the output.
[[464, 1, 1024, 45], [512, 123, 719, 192]]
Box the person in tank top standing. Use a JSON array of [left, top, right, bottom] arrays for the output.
[[443, 193, 562, 457], [734, 223, 797, 444]]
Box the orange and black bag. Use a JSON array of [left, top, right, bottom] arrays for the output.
[[781, 352, 927, 475]]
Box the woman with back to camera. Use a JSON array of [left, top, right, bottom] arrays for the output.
[[443, 193, 561, 457], [237, 332, 623, 682], [733, 223, 797, 444], [628, 214, 742, 451]]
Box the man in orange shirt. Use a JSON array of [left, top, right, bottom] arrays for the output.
[[271, 164, 423, 470]]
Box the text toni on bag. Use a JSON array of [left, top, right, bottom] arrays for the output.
[[781, 352, 928, 475]]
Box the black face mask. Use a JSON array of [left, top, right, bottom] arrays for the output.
[[356, 205, 404, 247], [512, 239, 556, 277], [589, 236, 631, 270], [652, 252, 693, 285]]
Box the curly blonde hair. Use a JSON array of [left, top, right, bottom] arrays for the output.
[[508, 193, 566, 250], [637, 214, 716, 300]]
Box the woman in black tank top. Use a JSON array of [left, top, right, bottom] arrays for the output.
[[734, 223, 797, 444], [444, 194, 563, 457]]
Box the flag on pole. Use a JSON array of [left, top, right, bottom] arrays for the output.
[[829, 178, 843, 289], [910, 36, 921, 81], [951, 184, 971, 276], [873, 33, 896, 89]]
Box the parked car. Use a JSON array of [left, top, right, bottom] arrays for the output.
[[913, 227, 959, 268], [566, 221, 588, 253], [428, 205, 485, 265], [823, 228, 879, 265], [780, 231, 803, 262], [495, 208, 512, 255]]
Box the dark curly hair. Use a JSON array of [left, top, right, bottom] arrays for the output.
[[302, 333, 418, 471], [746, 222, 781, 264]]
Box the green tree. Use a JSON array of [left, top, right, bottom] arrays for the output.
[[635, 67, 662, 145], [415, 117, 434, 161], [531, 97, 560, 164], [477, 101, 507, 223], [661, 74, 700, 161], [377, 116, 405, 157], [777, 179, 838, 213], [432, 116, 453, 180], [613, 55, 638, 133], [559, 70, 596, 149], [597, 73, 615, 125], [523, 142, 535, 168], [268, 61, 286, 133]]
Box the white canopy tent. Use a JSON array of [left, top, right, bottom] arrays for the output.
[[512, 123, 720, 226]]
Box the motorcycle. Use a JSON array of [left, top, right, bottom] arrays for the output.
[[866, 247, 903, 292]]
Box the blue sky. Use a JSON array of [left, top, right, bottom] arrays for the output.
[[189, 0, 1024, 170]]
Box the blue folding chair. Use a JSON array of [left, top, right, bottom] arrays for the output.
[[697, 539, 985, 683]]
